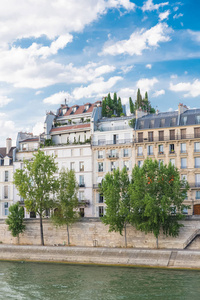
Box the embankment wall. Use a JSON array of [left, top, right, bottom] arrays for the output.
[[0, 217, 200, 249]]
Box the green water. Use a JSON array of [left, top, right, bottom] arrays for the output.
[[0, 262, 200, 300]]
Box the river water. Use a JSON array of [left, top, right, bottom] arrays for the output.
[[0, 261, 200, 300]]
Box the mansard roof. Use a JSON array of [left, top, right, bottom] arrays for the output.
[[50, 123, 90, 133], [0, 147, 15, 158], [57, 101, 101, 117]]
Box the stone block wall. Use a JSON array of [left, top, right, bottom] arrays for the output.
[[0, 217, 200, 249]]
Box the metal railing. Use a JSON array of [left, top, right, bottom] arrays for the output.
[[98, 125, 131, 132], [135, 134, 200, 143], [92, 139, 133, 146], [79, 183, 85, 188], [190, 183, 200, 188], [107, 153, 119, 159], [78, 200, 90, 206]]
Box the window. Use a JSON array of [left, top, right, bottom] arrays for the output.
[[4, 202, 9, 216], [98, 150, 103, 158], [99, 206, 104, 217], [158, 159, 164, 167], [137, 146, 143, 156], [181, 158, 187, 169], [159, 130, 164, 141], [79, 175, 85, 187], [110, 149, 116, 158], [183, 207, 188, 215], [98, 135, 105, 145], [181, 143, 186, 153], [169, 144, 175, 153], [195, 157, 200, 168], [111, 161, 116, 171], [113, 134, 119, 145], [79, 191, 84, 201], [138, 132, 143, 142], [194, 128, 200, 138], [170, 130, 175, 140], [4, 171, 8, 182], [158, 145, 164, 154], [79, 208, 84, 217], [138, 161, 143, 168], [182, 116, 187, 125], [170, 117, 176, 126], [124, 133, 130, 143], [181, 174, 187, 181], [195, 174, 200, 187], [194, 142, 200, 153], [4, 186, 8, 199], [196, 191, 200, 199], [123, 149, 129, 157], [196, 116, 200, 124], [99, 194, 104, 203], [79, 162, 84, 172], [139, 121, 144, 129], [148, 131, 153, 142], [98, 162, 103, 172], [147, 145, 153, 155], [181, 129, 186, 139], [123, 161, 129, 171], [149, 120, 154, 128], [70, 162, 75, 171], [30, 211, 36, 218], [170, 159, 175, 166], [160, 119, 165, 127]]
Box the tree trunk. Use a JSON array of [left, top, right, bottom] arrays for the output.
[[17, 234, 19, 245], [67, 224, 70, 246], [156, 237, 158, 249], [40, 215, 44, 246], [124, 224, 127, 248]]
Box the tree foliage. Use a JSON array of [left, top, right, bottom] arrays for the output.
[[102, 93, 123, 117], [101, 168, 130, 247], [52, 168, 79, 245], [129, 159, 189, 242], [13, 150, 58, 245], [6, 203, 25, 242]]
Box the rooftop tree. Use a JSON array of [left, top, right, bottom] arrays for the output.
[[13, 150, 59, 246]]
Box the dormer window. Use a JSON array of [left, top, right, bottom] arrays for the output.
[[160, 119, 165, 127], [84, 103, 91, 111], [139, 121, 144, 129], [149, 120, 154, 128], [196, 116, 200, 124], [170, 117, 176, 126], [72, 105, 78, 113], [182, 116, 187, 125]]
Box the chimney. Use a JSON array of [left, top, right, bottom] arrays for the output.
[[6, 138, 12, 155], [135, 109, 148, 119], [178, 103, 188, 115]]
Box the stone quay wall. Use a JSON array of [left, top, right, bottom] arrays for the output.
[[0, 217, 200, 250]]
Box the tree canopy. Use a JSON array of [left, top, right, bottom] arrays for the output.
[[101, 167, 130, 247], [52, 168, 79, 245], [129, 159, 189, 246], [13, 150, 59, 245], [6, 203, 25, 243], [102, 93, 123, 117]]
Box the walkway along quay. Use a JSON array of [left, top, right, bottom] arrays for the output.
[[0, 245, 200, 269]]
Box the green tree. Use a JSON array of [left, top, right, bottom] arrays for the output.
[[135, 88, 142, 109], [129, 159, 189, 248], [52, 168, 79, 245], [6, 203, 25, 244], [129, 97, 134, 114], [102, 98, 107, 117], [113, 92, 118, 113], [101, 168, 130, 247], [117, 97, 123, 116], [13, 150, 58, 246], [107, 93, 113, 117]]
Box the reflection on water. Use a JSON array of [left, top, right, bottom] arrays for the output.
[[0, 261, 200, 300]]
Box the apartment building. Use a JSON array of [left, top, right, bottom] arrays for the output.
[[0, 138, 15, 218], [135, 103, 200, 215], [91, 106, 134, 217]]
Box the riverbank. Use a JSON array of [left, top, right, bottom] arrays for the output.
[[0, 244, 200, 269]]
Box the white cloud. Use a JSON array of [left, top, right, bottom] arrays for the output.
[[146, 64, 152, 69], [120, 65, 134, 74], [152, 89, 165, 97], [173, 13, 183, 19], [33, 121, 45, 136], [117, 87, 136, 105], [173, 6, 179, 12], [0, 0, 135, 49], [0, 113, 21, 146], [0, 95, 13, 107], [169, 79, 200, 97], [101, 23, 172, 56], [170, 74, 178, 79], [35, 90, 43, 96], [159, 10, 170, 21], [136, 77, 158, 92], [43, 91, 71, 105], [188, 30, 200, 43], [142, 0, 169, 12], [72, 76, 123, 100]]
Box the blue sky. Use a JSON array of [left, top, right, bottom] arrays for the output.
[[0, 0, 200, 146]]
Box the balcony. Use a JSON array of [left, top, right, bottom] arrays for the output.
[[92, 139, 133, 146], [78, 200, 90, 207], [79, 183, 85, 188], [135, 133, 200, 143], [195, 165, 200, 168], [190, 183, 200, 189], [93, 184, 101, 189], [98, 155, 104, 159], [107, 153, 119, 159], [147, 152, 154, 156]]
